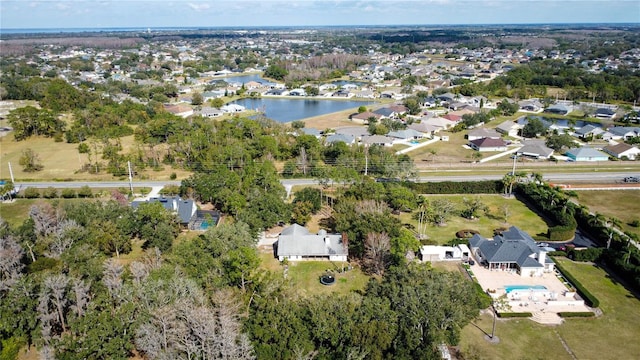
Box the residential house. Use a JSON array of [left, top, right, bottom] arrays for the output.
[[468, 226, 555, 277], [595, 107, 616, 119], [164, 104, 194, 118], [288, 88, 307, 96], [276, 224, 348, 262], [373, 107, 396, 119], [350, 111, 383, 123], [519, 99, 543, 112], [420, 96, 438, 108], [300, 128, 322, 138], [420, 244, 471, 262], [442, 114, 463, 125], [335, 126, 370, 140], [423, 116, 455, 130], [436, 92, 456, 104], [131, 196, 197, 227], [199, 107, 224, 118], [362, 135, 395, 147], [388, 129, 426, 141], [325, 133, 356, 145], [565, 147, 609, 162], [220, 104, 246, 113], [603, 143, 640, 160], [468, 138, 508, 152], [574, 124, 604, 140], [332, 89, 352, 98], [495, 120, 522, 137], [408, 122, 439, 137], [516, 140, 554, 159], [467, 127, 501, 141], [607, 127, 640, 141], [544, 103, 573, 115]]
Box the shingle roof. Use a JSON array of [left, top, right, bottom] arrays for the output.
[[469, 138, 506, 148], [277, 225, 347, 257], [469, 226, 546, 268]]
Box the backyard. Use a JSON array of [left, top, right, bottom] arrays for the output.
[[458, 257, 640, 359]]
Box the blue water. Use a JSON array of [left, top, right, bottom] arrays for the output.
[[505, 285, 548, 293], [233, 98, 374, 123], [222, 74, 272, 85]]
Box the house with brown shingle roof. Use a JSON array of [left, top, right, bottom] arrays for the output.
[[603, 143, 640, 160]]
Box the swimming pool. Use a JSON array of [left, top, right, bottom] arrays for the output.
[[505, 285, 547, 294]]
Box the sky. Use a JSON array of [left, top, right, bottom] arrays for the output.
[[1, 0, 639, 30]]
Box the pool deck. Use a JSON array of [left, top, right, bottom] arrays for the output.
[[468, 259, 592, 323]]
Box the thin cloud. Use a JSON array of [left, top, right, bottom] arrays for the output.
[[188, 2, 211, 11]]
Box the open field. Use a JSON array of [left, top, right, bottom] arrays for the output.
[[0, 134, 192, 182], [574, 190, 640, 237], [459, 257, 640, 359], [398, 194, 551, 244]]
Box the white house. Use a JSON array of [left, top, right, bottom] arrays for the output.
[[221, 104, 246, 113], [495, 120, 522, 137], [603, 143, 640, 160], [468, 138, 508, 152], [420, 244, 471, 262], [276, 224, 348, 262], [468, 226, 555, 277]]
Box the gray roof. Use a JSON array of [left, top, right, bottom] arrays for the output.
[[468, 226, 549, 268], [131, 196, 196, 224], [467, 127, 501, 139], [388, 129, 425, 139], [300, 128, 322, 137], [325, 133, 355, 144], [575, 124, 600, 136], [335, 126, 370, 138], [362, 135, 395, 145], [373, 108, 395, 117], [608, 126, 640, 136], [517, 141, 554, 158], [496, 120, 519, 133], [277, 224, 347, 257]]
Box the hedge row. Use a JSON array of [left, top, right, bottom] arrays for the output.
[[406, 180, 503, 194], [516, 183, 577, 241], [21, 186, 94, 199], [554, 260, 600, 308], [557, 312, 595, 318], [497, 312, 533, 318]]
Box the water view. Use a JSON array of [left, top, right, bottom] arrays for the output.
[[232, 98, 374, 123]]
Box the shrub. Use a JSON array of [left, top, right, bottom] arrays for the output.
[[42, 187, 58, 199], [568, 247, 604, 262], [473, 282, 492, 309], [61, 188, 77, 198], [497, 312, 533, 318], [23, 187, 40, 198], [77, 185, 93, 198], [169, 172, 177, 180], [557, 312, 595, 318], [554, 260, 600, 307], [456, 229, 480, 238], [407, 180, 503, 194], [630, 219, 640, 228]]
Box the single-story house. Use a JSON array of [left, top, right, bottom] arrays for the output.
[[199, 107, 224, 118], [467, 127, 501, 141], [565, 147, 609, 162], [519, 99, 543, 112], [300, 128, 322, 138], [350, 111, 383, 123], [437, 92, 456, 103], [408, 122, 439, 137], [335, 126, 370, 140], [468, 226, 555, 277], [607, 127, 640, 141], [164, 104, 194, 118], [603, 143, 640, 160], [516, 140, 554, 159], [442, 114, 463, 124], [388, 129, 426, 140], [373, 107, 396, 119], [332, 89, 352, 98], [288, 88, 307, 96], [220, 104, 245, 113], [325, 133, 356, 145], [420, 96, 437, 108], [595, 107, 617, 119], [420, 244, 471, 262], [544, 103, 573, 115], [423, 116, 455, 130], [495, 120, 522, 137], [276, 224, 348, 262], [574, 124, 604, 140], [468, 138, 508, 152], [362, 135, 395, 147]]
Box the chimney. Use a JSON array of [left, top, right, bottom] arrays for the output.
[[538, 250, 546, 265]]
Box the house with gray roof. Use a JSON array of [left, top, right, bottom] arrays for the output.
[[325, 133, 356, 145], [544, 103, 573, 115], [574, 124, 604, 140], [276, 224, 348, 262], [467, 127, 501, 141], [131, 196, 197, 226], [468, 226, 555, 277], [388, 129, 426, 140], [495, 120, 522, 137], [362, 135, 395, 147], [516, 140, 554, 159], [607, 127, 640, 141]]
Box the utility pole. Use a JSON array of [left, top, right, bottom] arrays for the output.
[[127, 161, 134, 194], [364, 145, 369, 176], [8, 162, 15, 184]]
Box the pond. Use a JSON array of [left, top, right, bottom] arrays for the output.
[[232, 98, 374, 123], [222, 74, 272, 85]]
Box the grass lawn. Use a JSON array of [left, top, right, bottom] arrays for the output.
[[458, 257, 640, 360], [258, 253, 370, 297], [574, 190, 640, 237], [398, 194, 550, 244]]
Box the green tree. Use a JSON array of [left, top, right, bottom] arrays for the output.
[[545, 134, 575, 151], [19, 148, 43, 172], [264, 64, 288, 81], [134, 202, 179, 251], [191, 91, 203, 105], [522, 117, 545, 138], [7, 106, 64, 141]]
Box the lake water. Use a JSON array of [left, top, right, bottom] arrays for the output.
[[223, 74, 271, 85], [232, 98, 374, 123]]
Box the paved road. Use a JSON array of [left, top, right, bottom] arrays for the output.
[[12, 171, 636, 189]]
